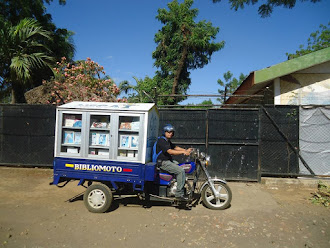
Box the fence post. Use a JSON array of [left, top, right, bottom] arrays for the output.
[[153, 87, 158, 106], [205, 109, 209, 153], [257, 107, 262, 182]]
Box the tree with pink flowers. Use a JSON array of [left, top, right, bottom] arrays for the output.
[[43, 57, 124, 105]]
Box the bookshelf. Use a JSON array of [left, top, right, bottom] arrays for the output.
[[61, 114, 82, 154], [55, 102, 159, 164], [88, 115, 111, 157], [117, 116, 140, 159]]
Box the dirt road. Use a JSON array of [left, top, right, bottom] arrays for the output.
[[0, 167, 329, 248]]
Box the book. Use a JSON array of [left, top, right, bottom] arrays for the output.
[[118, 150, 127, 157], [131, 121, 140, 131], [73, 120, 82, 127], [98, 149, 109, 156], [130, 135, 139, 148], [91, 132, 97, 145], [119, 122, 131, 130], [91, 122, 108, 128], [90, 116, 109, 128], [64, 131, 74, 144], [127, 150, 135, 157], [64, 115, 82, 127], [98, 133, 107, 146], [119, 135, 130, 148], [90, 132, 109, 146], [64, 119, 75, 127], [67, 147, 78, 153], [74, 132, 81, 144]]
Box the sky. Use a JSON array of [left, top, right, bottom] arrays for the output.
[[46, 0, 330, 104]]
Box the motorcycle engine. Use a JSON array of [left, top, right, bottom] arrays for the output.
[[168, 180, 177, 197]]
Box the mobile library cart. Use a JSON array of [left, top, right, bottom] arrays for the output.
[[52, 102, 159, 211]]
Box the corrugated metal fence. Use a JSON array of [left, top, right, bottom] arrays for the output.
[[0, 104, 56, 167], [0, 104, 327, 181], [159, 106, 301, 181]]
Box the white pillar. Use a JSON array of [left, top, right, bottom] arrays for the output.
[[274, 78, 281, 105]]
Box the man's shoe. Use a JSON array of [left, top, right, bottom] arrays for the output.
[[176, 195, 189, 202]]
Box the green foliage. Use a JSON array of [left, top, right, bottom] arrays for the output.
[[310, 181, 330, 207], [212, 0, 321, 18], [217, 71, 246, 103], [286, 23, 330, 60], [185, 99, 214, 108], [0, 0, 75, 102], [0, 0, 74, 61], [153, 0, 224, 105], [119, 76, 157, 104], [0, 18, 54, 103]]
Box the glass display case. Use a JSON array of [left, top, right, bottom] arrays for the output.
[[60, 113, 82, 155], [88, 114, 111, 157], [54, 102, 159, 164], [117, 115, 141, 159]]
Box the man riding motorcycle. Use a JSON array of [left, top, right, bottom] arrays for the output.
[[155, 124, 193, 201]]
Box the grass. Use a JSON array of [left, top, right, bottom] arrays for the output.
[[310, 180, 330, 207]]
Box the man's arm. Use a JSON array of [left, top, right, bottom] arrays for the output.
[[167, 146, 192, 156]]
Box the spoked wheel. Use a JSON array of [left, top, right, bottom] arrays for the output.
[[84, 183, 113, 213], [201, 180, 232, 210]]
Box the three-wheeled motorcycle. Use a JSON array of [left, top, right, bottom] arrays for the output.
[[51, 102, 232, 213]]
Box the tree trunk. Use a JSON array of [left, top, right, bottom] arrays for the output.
[[11, 82, 27, 104], [172, 44, 188, 96], [11, 87, 16, 104]]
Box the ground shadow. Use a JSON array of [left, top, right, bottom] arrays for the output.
[[66, 193, 194, 212]]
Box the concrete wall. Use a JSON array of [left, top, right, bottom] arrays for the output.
[[277, 61, 330, 105]]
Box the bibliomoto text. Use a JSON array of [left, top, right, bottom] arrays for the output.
[[65, 163, 123, 172]]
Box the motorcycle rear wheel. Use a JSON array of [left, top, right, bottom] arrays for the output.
[[201, 181, 232, 210], [84, 183, 113, 213]]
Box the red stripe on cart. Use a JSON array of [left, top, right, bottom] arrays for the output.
[[123, 168, 132, 172]]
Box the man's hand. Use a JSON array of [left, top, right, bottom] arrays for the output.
[[183, 148, 192, 156]]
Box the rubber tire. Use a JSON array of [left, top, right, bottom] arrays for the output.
[[201, 181, 232, 210], [84, 184, 113, 213]]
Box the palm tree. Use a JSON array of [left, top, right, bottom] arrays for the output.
[[0, 18, 54, 103], [119, 77, 155, 103], [119, 78, 141, 103]]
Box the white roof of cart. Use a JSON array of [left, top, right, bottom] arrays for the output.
[[58, 101, 156, 112]]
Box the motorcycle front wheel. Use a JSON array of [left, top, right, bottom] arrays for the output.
[[201, 180, 232, 210]]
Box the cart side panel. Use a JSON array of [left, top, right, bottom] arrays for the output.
[[53, 157, 148, 190], [144, 162, 156, 181], [145, 106, 159, 163]]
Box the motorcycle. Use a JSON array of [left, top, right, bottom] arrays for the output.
[[143, 148, 232, 210], [82, 148, 232, 212]]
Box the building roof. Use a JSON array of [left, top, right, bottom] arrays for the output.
[[226, 47, 330, 104]]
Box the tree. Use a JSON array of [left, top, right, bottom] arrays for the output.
[[119, 77, 156, 103], [286, 22, 330, 60], [0, 0, 74, 61], [153, 0, 224, 105], [43, 57, 122, 105], [212, 0, 321, 18], [184, 99, 214, 108], [0, 18, 54, 103], [0, 0, 75, 102], [217, 71, 246, 103]]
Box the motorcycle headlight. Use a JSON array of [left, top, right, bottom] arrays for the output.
[[205, 155, 211, 167]]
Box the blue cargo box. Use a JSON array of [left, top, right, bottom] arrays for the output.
[[53, 157, 156, 191]]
